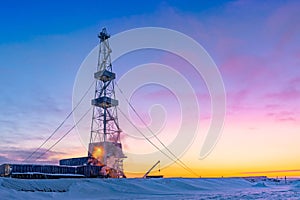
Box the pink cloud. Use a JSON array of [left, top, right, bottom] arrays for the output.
[[220, 55, 273, 84], [220, 55, 279, 113], [265, 89, 300, 101], [266, 111, 297, 122], [277, 116, 296, 122], [143, 2, 300, 127], [264, 1, 300, 63], [290, 77, 300, 86], [0, 147, 67, 164], [141, 88, 175, 99], [226, 89, 248, 108], [264, 104, 281, 109]]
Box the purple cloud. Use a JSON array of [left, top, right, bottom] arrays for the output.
[[0, 147, 67, 164], [265, 89, 300, 101], [266, 111, 297, 122]]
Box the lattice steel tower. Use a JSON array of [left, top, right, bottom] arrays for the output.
[[89, 28, 125, 177]]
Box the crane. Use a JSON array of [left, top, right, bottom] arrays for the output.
[[142, 160, 163, 178]]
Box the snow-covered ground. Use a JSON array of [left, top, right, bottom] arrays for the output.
[[0, 177, 299, 199]]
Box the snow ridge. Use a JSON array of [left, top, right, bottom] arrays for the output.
[[0, 177, 299, 199]]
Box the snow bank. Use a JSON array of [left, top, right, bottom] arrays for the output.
[[1, 178, 73, 192], [291, 180, 300, 188], [252, 182, 267, 187], [0, 177, 299, 199]]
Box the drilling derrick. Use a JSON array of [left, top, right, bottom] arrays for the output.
[[89, 28, 125, 178], [0, 28, 126, 179]]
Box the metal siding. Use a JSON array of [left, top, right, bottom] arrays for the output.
[[1, 163, 103, 178], [59, 157, 89, 166], [7, 164, 77, 175]]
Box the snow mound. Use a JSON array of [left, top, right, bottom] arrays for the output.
[[0, 177, 299, 199], [291, 180, 300, 188], [1, 178, 73, 192], [252, 182, 267, 187]]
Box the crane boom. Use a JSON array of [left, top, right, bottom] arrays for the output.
[[143, 160, 160, 178]]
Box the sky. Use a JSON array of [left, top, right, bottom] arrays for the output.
[[0, 0, 300, 178]]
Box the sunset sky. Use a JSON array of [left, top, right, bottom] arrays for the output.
[[0, 0, 299, 178]]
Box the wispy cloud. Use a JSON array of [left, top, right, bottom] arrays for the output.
[[0, 147, 67, 164], [265, 89, 300, 101], [266, 111, 297, 122]]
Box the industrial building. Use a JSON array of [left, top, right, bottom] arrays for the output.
[[0, 163, 105, 179]]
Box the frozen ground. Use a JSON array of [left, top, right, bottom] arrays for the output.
[[0, 177, 299, 199]]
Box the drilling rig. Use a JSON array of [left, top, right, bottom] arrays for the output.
[[0, 28, 126, 179], [88, 28, 126, 178]]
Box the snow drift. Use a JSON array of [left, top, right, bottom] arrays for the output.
[[0, 177, 299, 199]]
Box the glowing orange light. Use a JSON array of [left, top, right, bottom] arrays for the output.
[[92, 146, 104, 161]]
